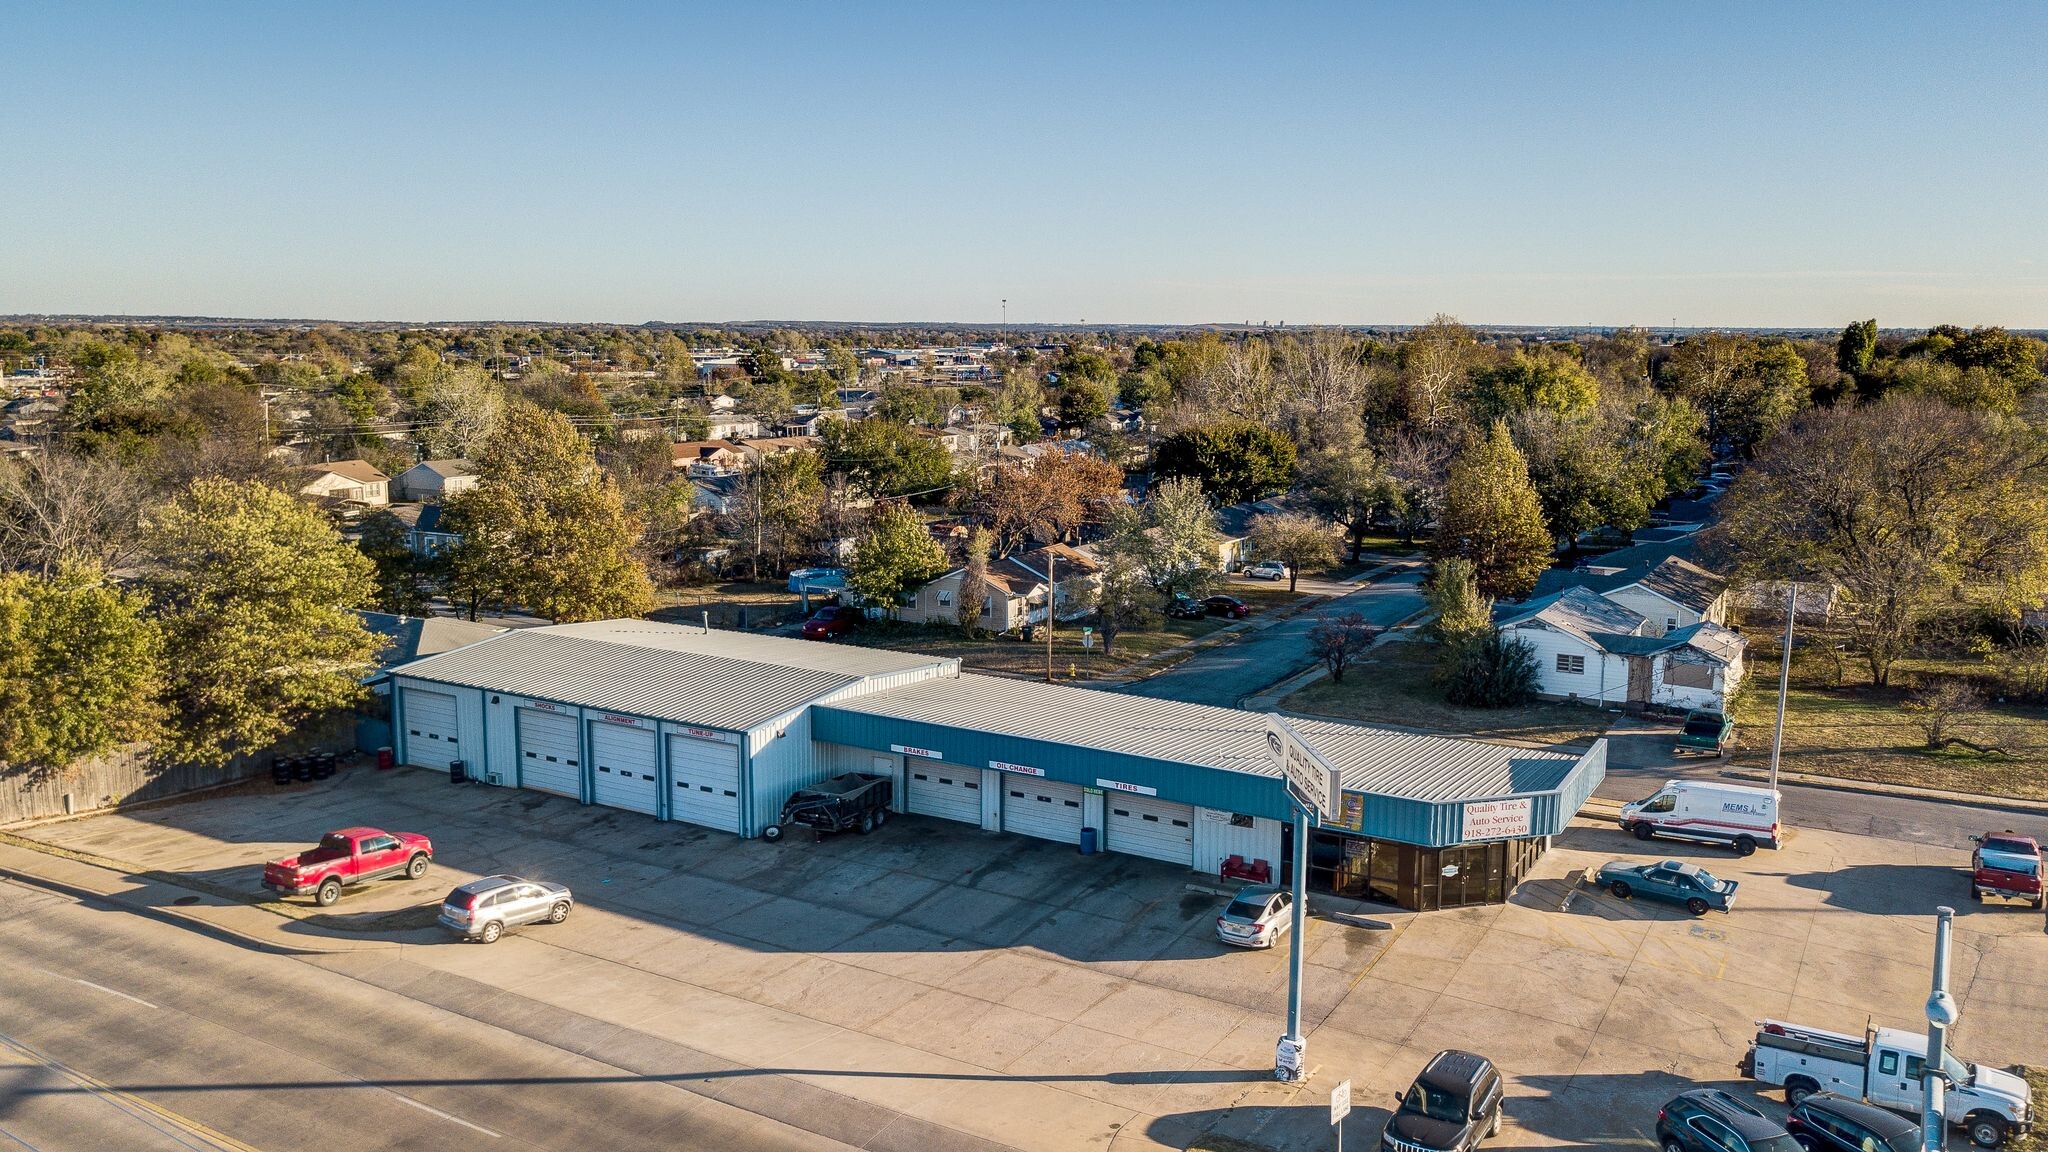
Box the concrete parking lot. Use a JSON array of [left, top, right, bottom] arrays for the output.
[[13, 763, 2046, 1151]]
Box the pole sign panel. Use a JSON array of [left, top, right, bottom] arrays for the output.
[[1265, 715, 1341, 817], [1331, 1079, 1352, 1124]]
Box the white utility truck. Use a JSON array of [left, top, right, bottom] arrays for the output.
[[1746, 1019, 2033, 1148]]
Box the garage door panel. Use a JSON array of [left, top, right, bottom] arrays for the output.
[[906, 758, 980, 825], [1108, 795, 1195, 866], [668, 733, 740, 833], [516, 708, 582, 798], [402, 688, 460, 770], [590, 722, 658, 817], [1001, 779, 1085, 845]]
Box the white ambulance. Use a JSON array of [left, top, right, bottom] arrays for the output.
[[1618, 779, 1781, 856]]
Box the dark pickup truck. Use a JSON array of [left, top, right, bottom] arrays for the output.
[[761, 773, 894, 842]]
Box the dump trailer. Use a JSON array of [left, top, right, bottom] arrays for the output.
[[761, 773, 894, 842]]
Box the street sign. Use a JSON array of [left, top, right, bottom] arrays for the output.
[[1275, 1034, 1305, 1082], [1082, 630, 1095, 650], [1331, 1079, 1352, 1124], [1265, 715, 1341, 817]]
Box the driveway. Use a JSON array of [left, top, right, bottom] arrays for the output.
[[1117, 565, 1428, 707], [9, 763, 2043, 1151]]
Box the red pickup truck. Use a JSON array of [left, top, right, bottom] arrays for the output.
[[1971, 830, 2043, 908], [263, 827, 434, 907]]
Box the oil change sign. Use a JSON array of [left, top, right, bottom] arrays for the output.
[[1462, 797, 1533, 840]]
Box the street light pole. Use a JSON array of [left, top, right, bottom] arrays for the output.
[[1044, 552, 1055, 683], [1281, 804, 1309, 1080], [1922, 905, 1958, 1152], [1768, 580, 1795, 797]]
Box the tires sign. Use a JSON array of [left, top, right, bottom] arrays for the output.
[[1462, 797, 1534, 840]]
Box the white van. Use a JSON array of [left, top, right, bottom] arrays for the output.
[[1619, 779, 1780, 856]]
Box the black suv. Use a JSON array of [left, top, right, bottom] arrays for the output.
[[1785, 1092, 1919, 1152], [1381, 1050, 1504, 1151], [1657, 1089, 1800, 1152]]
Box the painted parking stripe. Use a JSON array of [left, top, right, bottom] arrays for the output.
[[385, 1091, 501, 1138], [30, 967, 159, 1010]]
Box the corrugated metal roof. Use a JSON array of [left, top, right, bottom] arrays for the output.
[[389, 622, 954, 732], [828, 673, 1581, 803]]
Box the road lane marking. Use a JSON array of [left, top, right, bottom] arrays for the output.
[[27, 966, 159, 1009], [0, 1032, 264, 1152], [384, 1090, 502, 1137]]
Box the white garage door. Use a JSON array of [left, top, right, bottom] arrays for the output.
[[401, 688, 461, 769], [906, 758, 981, 825], [590, 722, 659, 817], [1002, 778, 1086, 845], [516, 707, 581, 798], [1108, 794, 1196, 867], [668, 732, 741, 833]]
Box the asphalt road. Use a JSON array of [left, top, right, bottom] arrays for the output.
[[0, 877, 856, 1152], [1114, 567, 1429, 707]]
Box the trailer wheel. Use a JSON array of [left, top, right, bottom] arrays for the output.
[[874, 808, 888, 828], [762, 824, 783, 843], [1733, 835, 1757, 857], [856, 812, 875, 835], [1967, 1113, 2006, 1148], [1784, 1078, 1818, 1107]]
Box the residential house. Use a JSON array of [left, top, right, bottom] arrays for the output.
[[1495, 586, 1746, 712], [706, 413, 764, 440], [895, 545, 1104, 634], [1601, 556, 1729, 636], [407, 504, 462, 557], [670, 440, 749, 477], [733, 437, 819, 465], [393, 458, 478, 503], [694, 475, 741, 516], [297, 459, 390, 507]]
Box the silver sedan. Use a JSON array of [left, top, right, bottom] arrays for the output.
[[438, 875, 574, 943]]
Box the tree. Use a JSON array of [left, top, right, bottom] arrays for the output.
[[1152, 419, 1297, 505], [971, 448, 1125, 554], [1246, 512, 1339, 592], [1662, 333, 1808, 456], [141, 479, 380, 766], [1299, 442, 1398, 561], [1397, 315, 1481, 429], [1469, 352, 1600, 421], [1308, 612, 1377, 682], [1090, 548, 1153, 655], [955, 527, 991, 634], [1836, 319, 1878, 380], [1433, 422, 1554, 599], [875, 379, 942, 426], [725, 448, 825, 577], [357, 510, 434, 615], [1905, 679, 1989, 752], [848, 503, 949, 612], [1057, 376, 1110, 429], [443, 401, 654, 623], [1422, 557, 1492, 648], [0, 566, 165, 774], [1099, 477, 1221, 607], [0, 451, 148, 576], [1442, 627, 1541, 707], [818, 418, 955, 499], [1709, 394, 2048, 685]]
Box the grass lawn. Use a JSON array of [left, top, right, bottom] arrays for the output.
[[1279, 640, 1614, 747], [648, 581, 807, 629], [1729, 653, 2048, 800]]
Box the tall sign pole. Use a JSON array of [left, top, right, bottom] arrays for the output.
[[1265, 716, 1342, 1083], [1768, 581, 1795, 797], [1922, 906, 1958, 1152]]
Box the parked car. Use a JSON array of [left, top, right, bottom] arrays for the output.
[[1619, 779, 1780, 855], [1656, 1088, 1800, 1152], [438, 875, 573, 943], [762, 773, 894, 842], [1381, 1050, 1503, 1151], [801, 606, 853, 639], [1785, 1091, 1922, 1152], [1970, 831, 2043, 908], [1747, 1018, 2032, 1147], [1202, 594, 1251, 619], [1675, 709, 1734, 757], [1245, 560, 1288, 581], [1214, 884, 1293, 949], [262, 827, 433, 907], [1166, 595, 1207, 620], [1595, 859, 1738, 916]]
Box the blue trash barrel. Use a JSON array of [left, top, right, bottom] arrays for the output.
[[1079, 827, 1098, 855]]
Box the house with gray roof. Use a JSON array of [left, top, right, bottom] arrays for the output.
[[1496, 585, 1746, 711]]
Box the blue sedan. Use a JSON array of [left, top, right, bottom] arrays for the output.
[[1595, 859, 1738, 915]]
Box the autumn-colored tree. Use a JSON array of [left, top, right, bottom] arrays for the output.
[[957, 527, 990, 634], [1245, 512, 1340, 592], [972, 449, 1125, 554], [1433, 422, 1554, 599]]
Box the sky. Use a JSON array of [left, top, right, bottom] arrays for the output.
[[3, 2, 2044, 328]]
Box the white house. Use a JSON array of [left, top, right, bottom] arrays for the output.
[[671, 440, 749, 477], [707, 413, 764, 440], [1496, 585, 1747, 712], [393, 459, 478, 503], [1600, 556, 1730, 636], [297, 460, 390, 507], [895, 545, 1104, 634]]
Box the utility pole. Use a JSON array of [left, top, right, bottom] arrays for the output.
[[1922, 906, 1958, 1152], [1768, 581, 1795, 797]]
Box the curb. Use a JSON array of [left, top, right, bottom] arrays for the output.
[[1237, 604, 1435, 711], [1722, 768, 2048, 816]]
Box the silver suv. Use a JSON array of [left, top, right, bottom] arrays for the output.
[[439, 875, 573, 943]]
